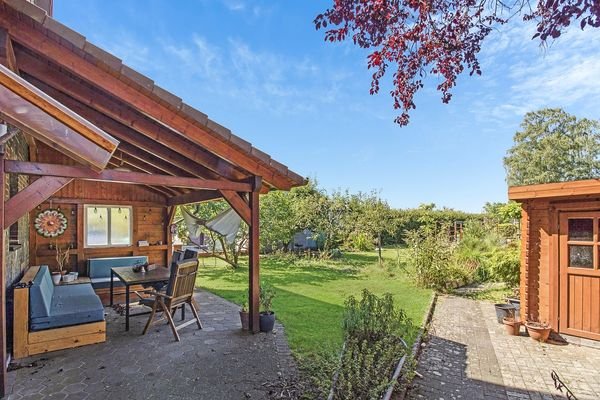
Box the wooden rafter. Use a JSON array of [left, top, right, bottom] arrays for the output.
[[0, 65, 117, 171], [17, 55, 247, 181], [105, 160, 181, 198], [4, 176, 72, 229], [0, 28, 17, 73], [220, 190, 251, 225], [0, 64, 117, 155], [167, 190, 223, 207], [3, 24, 295, 188], [5, 160, 253, 191]]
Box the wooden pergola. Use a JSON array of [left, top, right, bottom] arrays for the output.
[[0, 0, 305, 395]]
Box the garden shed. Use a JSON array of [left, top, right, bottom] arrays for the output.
[[509, 179, 600, 342]]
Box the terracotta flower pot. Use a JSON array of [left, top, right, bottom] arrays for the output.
[[525, 322, 551, 342], [503, 317, 521, 336], [239, 311, 250, 331]]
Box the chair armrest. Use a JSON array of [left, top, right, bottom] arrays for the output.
[[133, 289, 157, 300], [154, 292, 173, 300]]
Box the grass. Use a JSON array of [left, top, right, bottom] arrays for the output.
[[197, 248, 432, 358]]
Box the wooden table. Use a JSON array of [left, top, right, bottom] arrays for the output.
[[110, 266, 170, 331]]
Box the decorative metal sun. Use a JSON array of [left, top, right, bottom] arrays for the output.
[[34, 209, 68, 238]]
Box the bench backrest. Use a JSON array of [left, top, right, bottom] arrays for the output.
[[29, 266, 54, 318], [87, 256, 148, 279]]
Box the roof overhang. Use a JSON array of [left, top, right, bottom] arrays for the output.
[[508, 179, 600, 202], [0, 63, 118, 170]]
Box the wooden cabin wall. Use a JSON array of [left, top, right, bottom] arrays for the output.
[[29, 144, 169, 275], [520, 200, 552, 324]]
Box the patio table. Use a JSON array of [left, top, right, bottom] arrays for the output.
[[110, 266, 170, 331]]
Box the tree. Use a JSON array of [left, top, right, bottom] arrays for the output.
[[504, 108, 600, 186], [260, 189, 297, 251], [315, 1, 599, 126]]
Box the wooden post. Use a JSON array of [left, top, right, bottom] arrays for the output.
[[248, 177, 261, 333], [0, 145, 7, 397]]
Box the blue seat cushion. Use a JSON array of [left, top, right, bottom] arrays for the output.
[[29, 266, 54, 319], [90, 277, 126, 290], [87, 256, 148, 279], [30, 286, 104, 332]]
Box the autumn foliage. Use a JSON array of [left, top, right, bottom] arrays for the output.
[[315, 0, 600, 125]]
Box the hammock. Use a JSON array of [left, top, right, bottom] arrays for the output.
[[181, 206, 242, 247]]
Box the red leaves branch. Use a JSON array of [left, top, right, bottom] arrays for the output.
[[315, 0, 600, 126]]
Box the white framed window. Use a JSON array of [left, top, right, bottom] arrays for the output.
[[84, 205, 132, 247]]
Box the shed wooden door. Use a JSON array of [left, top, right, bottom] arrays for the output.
[[559, 212, 600, 340]]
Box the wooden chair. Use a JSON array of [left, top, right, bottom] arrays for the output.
[[141, 259, 202, 341]]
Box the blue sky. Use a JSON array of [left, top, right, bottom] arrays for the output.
[[55, 1, 600, 213]]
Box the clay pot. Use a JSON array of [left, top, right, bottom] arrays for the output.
[[239, 311, 250, 331], [525, 322, 551, 342], [503, 317, 521, 336]]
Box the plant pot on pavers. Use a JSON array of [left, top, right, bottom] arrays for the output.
[[239, 310, 250, 331], [494, 304, 515, 323], [503, 317, 521, 336], [525, 321, 551, 343], [259, 312, 275, 333]]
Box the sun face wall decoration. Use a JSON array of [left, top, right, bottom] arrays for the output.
[[34, 209, 68, 238]]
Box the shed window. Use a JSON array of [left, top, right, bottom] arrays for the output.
[[84, 206, 132, 247]]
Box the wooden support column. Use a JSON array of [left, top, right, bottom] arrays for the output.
[[248, 177, 262, 333], [166, 206, 177, 266], [0, 145, 7, 397]]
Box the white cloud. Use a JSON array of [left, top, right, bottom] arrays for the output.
[[473, 21, 600, 123]]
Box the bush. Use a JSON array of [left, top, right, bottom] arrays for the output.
[[405, 226, 470, 291], [487, 243, 520, 287], [332, 290, 413, 400], [346, 232, 373, 251]]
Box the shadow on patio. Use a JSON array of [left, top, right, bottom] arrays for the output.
[[7, 290, 295, 400]]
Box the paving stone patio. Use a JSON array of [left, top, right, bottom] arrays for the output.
[[6, 290, 297, 400], [407, 295, 600, 400]]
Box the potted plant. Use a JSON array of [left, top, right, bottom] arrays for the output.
[[239, 288, 250, 331], [525, 320, 551, 342], [503, 316, 521, 336], [259, 283, 276, 333], [55, 242, 70, 283]]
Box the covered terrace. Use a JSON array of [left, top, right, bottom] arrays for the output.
[[0, 0, 305, 397]]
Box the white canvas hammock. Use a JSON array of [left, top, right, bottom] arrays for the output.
[[181, 206, 242, 247]]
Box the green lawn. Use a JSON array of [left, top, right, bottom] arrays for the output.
[[197, 248, 432, 358]]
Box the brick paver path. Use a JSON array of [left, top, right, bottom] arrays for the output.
[[408, 295, 600, 400], [7, 289, 296, 400]]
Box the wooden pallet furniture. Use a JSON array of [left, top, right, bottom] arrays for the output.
[[13, 266, 106, 359]]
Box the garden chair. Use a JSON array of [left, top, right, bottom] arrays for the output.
[[141, 259, 203, 341]]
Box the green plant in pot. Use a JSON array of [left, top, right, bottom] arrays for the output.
[[259, 283, 276, 333], [239, 289, 250, 331]]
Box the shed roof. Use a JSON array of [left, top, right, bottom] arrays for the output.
[[0, 0, 306, 199], [508, 179, 600, 201]]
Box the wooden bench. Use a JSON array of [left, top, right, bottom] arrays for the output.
[[13, 266, 106, 359]]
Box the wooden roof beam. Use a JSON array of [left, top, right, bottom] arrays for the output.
[[106, 159, 182, 197], [0, 28, 17, 73], [15, 52, 248, 181], [3, 22, 297, 189], [167, 190, 223, 206], [5, 160, 253, 191]]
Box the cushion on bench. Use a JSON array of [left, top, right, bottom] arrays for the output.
[[29, 266, 105, 332], [29, 265, 54, 319], [87, 256, 148, 279], [89, 277, 126, 290]]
